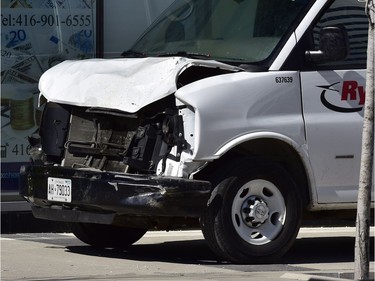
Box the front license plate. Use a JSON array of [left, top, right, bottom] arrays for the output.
[[47, 177, 72, 203]]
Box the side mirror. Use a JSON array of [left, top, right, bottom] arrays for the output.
[[305, 26, 349, 63]]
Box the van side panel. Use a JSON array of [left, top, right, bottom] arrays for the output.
[[175, 71, 306, 161]]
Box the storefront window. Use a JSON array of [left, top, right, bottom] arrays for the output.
[[1, 0, 98, 193]]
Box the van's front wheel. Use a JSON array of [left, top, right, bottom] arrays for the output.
[[201, 159, 302, 263]]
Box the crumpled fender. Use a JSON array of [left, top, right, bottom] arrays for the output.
[[39, 57, 240, 113]]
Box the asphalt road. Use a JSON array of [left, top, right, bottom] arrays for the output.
[[1, 227, 374, 281]]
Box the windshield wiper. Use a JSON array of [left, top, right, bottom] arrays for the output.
[[121, 49, 146, 58], [157, 51, 210, 59]]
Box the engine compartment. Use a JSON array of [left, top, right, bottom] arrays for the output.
[[30, 63, 238, 177], [35, 95, 188, 176]]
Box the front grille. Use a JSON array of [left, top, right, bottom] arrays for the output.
[[63, 106, 138, 172]]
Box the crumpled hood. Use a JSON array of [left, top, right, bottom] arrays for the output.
[[39, 57, 240, 113]]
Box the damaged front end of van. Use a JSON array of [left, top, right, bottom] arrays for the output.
[[20, 56, 240, 229], [20, 0, 318, 262]]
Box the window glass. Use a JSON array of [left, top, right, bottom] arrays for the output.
[[1, 0, 97, 192], [131, 0, 312, 64], [313, 0, 368, 68]]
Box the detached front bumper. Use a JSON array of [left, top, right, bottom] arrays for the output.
[[19, 165, 211, 224]]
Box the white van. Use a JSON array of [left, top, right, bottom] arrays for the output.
[[20, 0, 373, 263]]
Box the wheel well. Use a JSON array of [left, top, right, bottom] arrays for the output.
[[195, 138, 310, 207]]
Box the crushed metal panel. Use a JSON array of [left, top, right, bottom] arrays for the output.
[[39, 57, 241, 113]]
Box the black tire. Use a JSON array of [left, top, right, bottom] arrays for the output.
[[70, 223, 147, 249], [201, 158, 302, 263]]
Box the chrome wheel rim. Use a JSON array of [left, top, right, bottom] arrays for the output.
[[231, 179, 286, 245]]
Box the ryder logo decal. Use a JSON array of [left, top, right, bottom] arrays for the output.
[[318, 81, 365, 113]]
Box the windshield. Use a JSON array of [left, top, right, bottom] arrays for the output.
[[130, 0, 311, 64]]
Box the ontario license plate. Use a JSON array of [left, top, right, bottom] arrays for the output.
[[47, 177, 72, 203]]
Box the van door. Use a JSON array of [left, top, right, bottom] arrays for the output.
[[299, 0, 370, 203]]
